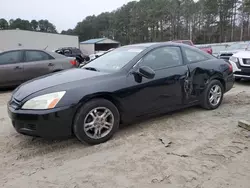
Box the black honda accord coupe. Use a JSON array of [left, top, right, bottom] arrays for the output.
[[8, 42, 234, 145]]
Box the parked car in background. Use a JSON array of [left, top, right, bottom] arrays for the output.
[[171, 40, 194, 46], [89, 51, 107, 61], [55, 47, 88, 65], [90, 49, 115, 60], [217, 42, 250, 61], [196, 45, 213, 55], [80, 48, 115, 67], [211, 44, 228, 57], [172, 40, 213, 55], [229, 50, 250, 81], [0, 49, 78, 88], [8, 42, 234, 145]]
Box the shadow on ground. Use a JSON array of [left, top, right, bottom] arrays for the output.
[[9, 105, 201, 160]]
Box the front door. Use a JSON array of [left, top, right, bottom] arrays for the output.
[[0, 50, 25, 87], [123, 46, 189, 116]]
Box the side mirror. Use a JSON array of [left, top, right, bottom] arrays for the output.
[[137, 66, 155, 79]]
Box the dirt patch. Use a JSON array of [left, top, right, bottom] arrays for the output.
[[0, 82, 250, 188]]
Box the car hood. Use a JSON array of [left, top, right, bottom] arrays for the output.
[[233, 51, 250, 58], [13, 68, 108, 101], [219, 49, 243, 54]]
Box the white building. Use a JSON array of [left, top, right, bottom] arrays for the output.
[[0, 29, 79, 51]]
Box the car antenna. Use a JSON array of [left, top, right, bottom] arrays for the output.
[[44, 45, 48, 50]]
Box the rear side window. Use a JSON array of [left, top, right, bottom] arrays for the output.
[[25, 51, 53, 62], [0, 51, 22, 64], [183, 47, 209, 63]]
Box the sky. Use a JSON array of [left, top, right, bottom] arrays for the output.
[[0, 0, 137, 32]]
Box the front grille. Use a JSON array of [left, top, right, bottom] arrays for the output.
[[243, 59, 250, 65]]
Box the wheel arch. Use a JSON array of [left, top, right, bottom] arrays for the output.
[[85, 93, 123, 116], [215, 77, 226, 91], [72, 93, 124, 131], [210, 75, 226, 91]]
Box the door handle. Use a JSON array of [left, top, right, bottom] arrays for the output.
[[14, 66, 22, 70], [48, 63, 54, 66]]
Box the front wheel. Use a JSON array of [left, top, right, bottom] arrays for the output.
[[73, 99, 120, 145], [201, 80, 224, 110]]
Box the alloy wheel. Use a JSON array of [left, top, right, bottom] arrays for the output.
[[208, 85, 222, 106], [83, 107, 114, 139]]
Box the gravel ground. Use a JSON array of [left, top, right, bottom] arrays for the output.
[[0, 82, 250, 188]]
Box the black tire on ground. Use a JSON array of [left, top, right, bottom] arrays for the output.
[[73, 99, 120, 145], [200, 79, 224, 110]]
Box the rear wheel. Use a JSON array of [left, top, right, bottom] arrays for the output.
[[73, 99, 120, 145], [201, 80, 224, 110]]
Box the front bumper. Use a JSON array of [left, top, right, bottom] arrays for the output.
[[8, 105, 77, 138], [230, 60, 250, 79]]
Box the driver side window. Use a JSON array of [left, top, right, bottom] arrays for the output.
[[140, 46, 183, 70]]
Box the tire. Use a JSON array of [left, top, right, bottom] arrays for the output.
[[73, 99, 120, 145], [201, 80, 224, 110]]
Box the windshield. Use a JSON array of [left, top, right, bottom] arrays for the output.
[[227, 43, 248, 50], [182, 41, 193, 46], [83, 46, 145, 72]]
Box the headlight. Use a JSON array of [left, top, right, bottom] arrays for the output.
[[229, 56, 239, 63], [22, 91, 66, 110]]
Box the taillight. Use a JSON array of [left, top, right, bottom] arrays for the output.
[[70, 59, 77, 66], [228, 63, 233, 72]]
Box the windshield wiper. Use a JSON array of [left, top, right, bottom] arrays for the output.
[[82, 67, 99, 72]]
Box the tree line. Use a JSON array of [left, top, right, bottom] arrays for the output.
[[62, 0, 250, 45], [0, 18, 57, 33], [1, 0, 250, 45]]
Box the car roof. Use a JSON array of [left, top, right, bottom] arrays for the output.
[[172, 40, 191, 42], [125, 42, 160, 47], [1, 48, 50, 52], [0, 49, 61, 56], [121, 41, 192, 49]]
